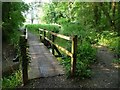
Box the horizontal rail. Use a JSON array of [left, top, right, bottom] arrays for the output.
[[39, 29, 44, 31], [54, 43, 73, 57], [39, 28, 77, 77], [44, 37, 72, 57], [39, 28, 71, 41], [40, 34, 42, 36], [50, 31, 71, 41]]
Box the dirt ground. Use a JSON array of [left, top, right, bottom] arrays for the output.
[[16, 45, 119, 89], [2, 42, 19, 76]]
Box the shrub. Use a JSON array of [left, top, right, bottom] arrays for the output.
[[98, 31, 118, 53], [2, 70, 22, 89], [26, 24, 61, 33], [57, 23, 97, 78]]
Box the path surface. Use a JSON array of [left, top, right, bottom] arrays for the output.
[[28, 32, 64, 79], [18, 33, 119, 88]]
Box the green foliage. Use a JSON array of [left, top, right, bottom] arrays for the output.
[[59, 57, 71, 77], [75, 41, 96, 78], [77, 41, 96, 64], [2, 70, 22, 89], [59, 41, 96, 78], [98, 31, 119, 53], [56, 23, 97, 78], [112, 58, 120, 64], [9, 30, 22, 48], [25, 2, 119, 79], [2, 2, 29, 44], [26, 24, 61, 33]]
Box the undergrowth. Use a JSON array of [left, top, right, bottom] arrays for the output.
[[98, 31, 119, 53], [56, 23, 97, 79], [2, 70, 22, 89], [26, 24, 61, 33]]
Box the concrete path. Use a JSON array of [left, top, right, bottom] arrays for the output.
[[27, 32, 64, 80]]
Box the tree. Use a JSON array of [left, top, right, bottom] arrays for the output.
[[2, 2, 29, 41]]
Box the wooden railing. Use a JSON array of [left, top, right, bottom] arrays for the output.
[[19, 28, 28, 85], [39, 29, 77, 77]]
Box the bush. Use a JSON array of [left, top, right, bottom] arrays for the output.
[[26, 24, 61, 33], [9, 30, 21, 48], [98, 31, 118, 53], [2, 70, 22, 89], [57, 22, 97, 79], [75, 41, 96, 78]]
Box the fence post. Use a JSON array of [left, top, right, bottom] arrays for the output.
[[71, 35, 77, 77], [43, 30, 46, 44], [39, 30, 42, 41], [52, 31, 55, 55], [19, 35, 28, 85]]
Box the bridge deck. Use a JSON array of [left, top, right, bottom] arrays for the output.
[[28, 32, 64, 79]]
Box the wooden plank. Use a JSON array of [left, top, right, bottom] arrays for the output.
[[43, 30, 46, 44], [45, 37, 72, 57], [44, 37, 51, 43], [39, 28, 44, 31], [71, 35, 77, 77], [52, 32, 55, 55], [44, 30, 49, 33], [28, 32, 65, 79], [39, 28, 71, 41], [54, 43, 73, 58], [50, 31, 71, 41]]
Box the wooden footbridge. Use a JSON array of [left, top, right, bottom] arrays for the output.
[[19, 28, 77, 85]]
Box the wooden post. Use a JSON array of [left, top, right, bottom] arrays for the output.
[[24, 29, 26, 35], [71, 35, 77, 77], [43, 30, 46, 44], [20, 35, 28, 85], [39, 30, 42, 41], [52, 31, 55, 55]]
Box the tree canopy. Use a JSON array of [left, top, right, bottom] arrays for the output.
[[42, 2, 120, 35], [2, 2, 29, 41]]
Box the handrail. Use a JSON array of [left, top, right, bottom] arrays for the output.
[[39, 29, 71, 41], [39, 28, 77, 77], [44, 37, 72, 57]]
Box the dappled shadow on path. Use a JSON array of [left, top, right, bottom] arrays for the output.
[[80, 46, 119, 88]]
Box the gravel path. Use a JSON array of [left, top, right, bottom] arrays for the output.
[[17, 33, 119, 89]]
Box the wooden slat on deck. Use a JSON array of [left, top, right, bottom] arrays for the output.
[[27, 32, 64, 79]]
